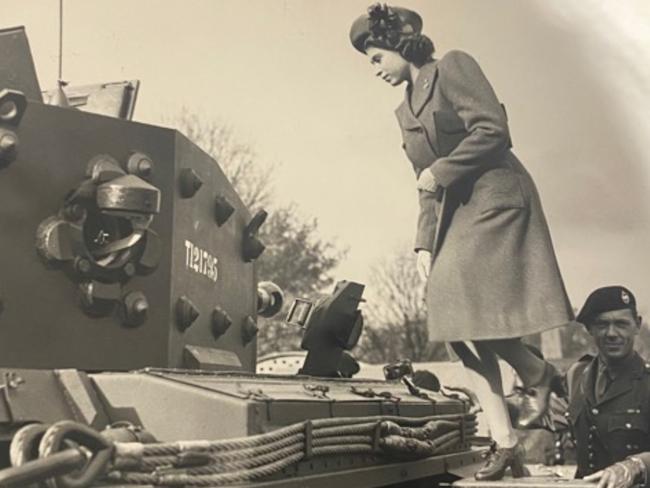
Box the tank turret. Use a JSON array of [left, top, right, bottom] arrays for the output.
[[0, 26, 280, 372]]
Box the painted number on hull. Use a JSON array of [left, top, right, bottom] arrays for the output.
[[185, 240, 218, 282]]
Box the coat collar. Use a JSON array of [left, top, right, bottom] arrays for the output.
[[406, 59, 439, 117]]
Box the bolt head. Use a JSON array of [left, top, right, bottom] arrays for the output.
[[127, 152, 154, 177], [0, 132, 17, 150], [123, 262, 136, 278], [133, 298, 148, 314], [75, 258, 92, 275], [138, 159, 152, 175], [121, 291, 149, 328], [0, 130, 18, 165]]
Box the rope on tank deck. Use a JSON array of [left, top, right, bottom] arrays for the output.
[[0, 414, 477, 487], [105, 413, 478, 486]]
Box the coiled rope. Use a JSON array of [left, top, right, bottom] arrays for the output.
[[3, 413, 477, 487], [106, 413, 477, 486]]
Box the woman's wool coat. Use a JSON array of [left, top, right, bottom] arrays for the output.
[[395, 50, 573, 341]]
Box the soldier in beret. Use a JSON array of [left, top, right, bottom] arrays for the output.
[[349, 3, 573, 480], [565, 286, 650, 488]]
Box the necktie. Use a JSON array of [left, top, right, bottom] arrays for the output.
[[595, 367, 610, 402]]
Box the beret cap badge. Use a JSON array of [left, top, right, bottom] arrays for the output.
[[621, 290, 631, 305], [576, 285, 637, 326]]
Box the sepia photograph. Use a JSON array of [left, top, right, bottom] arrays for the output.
[[0, 1, 649, 487]]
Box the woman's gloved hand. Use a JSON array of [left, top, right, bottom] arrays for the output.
[[416, 249, 433, 281], [416, 168, 438, 193]]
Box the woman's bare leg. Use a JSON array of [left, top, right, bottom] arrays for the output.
[[485, 338, 547, 387], [450, 341, 518, 448]]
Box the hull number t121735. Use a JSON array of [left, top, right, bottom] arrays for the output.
[[184, 239, 218, 282]]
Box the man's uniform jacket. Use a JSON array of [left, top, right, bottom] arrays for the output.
[[566, 352, 650, 482], [394, 50, 573, 341]]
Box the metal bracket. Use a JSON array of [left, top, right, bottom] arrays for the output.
[[0, 89, 27, 126], [303, 384, 330, 399]]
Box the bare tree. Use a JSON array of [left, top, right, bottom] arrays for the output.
[[164, 109, 344, 356], [165, 108, 274, 210], [356, 247, 449, 364]]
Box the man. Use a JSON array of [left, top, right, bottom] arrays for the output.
[[566, 286, 650, 488]]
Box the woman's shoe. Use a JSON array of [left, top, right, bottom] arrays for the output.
[[517, 362, 562, 429], [475, 442, 527, 481]]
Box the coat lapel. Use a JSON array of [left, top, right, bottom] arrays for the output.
[[409, 60, 439, 117], [595, 353, 643, 407], [395, 101, 422, 130]]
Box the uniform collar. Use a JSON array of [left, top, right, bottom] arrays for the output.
[[593, 352, 644, 406], [597, 351, 640, 381], [406, 59, 439, 117]]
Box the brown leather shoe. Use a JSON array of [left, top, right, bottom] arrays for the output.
[[517, 363, 563, 429], [475, 442, 527, 481]]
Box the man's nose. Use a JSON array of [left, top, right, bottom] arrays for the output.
[[604, 324, 619, 337], [374, 68, 383, 77]]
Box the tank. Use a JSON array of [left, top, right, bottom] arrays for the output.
[[0, 26, 484, 488]]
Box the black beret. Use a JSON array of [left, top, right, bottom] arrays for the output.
[[350, 4, 423, 53], [576, 286, 637, 325]]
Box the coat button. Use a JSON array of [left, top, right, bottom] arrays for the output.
[[591, 408, 599, 415], [625, 422, 632, 429], [589, 463, 595, 469], [627, 444, 633, 450], [590, 425, 598, 431]]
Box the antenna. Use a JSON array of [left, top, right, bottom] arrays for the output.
[[52, 0, 70, 107], [58, 0, 63, 81]]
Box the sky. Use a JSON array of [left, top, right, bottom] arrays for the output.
[[4, 0, 650, 311]]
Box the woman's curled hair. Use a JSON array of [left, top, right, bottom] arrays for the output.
[[364, 3, 434, 66]]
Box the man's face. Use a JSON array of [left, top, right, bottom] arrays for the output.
[[587, 308, 641, 361]]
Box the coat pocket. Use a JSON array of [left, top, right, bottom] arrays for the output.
[[434, 110, 468, 157], [608, 413, 648, 433], [400, 121, 436, 169], [471, 167, 526, 213], [607, 413, 648, 456]]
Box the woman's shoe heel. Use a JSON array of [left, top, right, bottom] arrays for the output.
[[510, 457, 527, 478], [475, 443, 527, 481], [550, 373, 566, 397]]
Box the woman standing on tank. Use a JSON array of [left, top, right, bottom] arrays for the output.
[[349, 4, 573, 481]]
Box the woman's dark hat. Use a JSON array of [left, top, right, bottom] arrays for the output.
[[350, 3, 423, 53], [576, 285, 637, 325]]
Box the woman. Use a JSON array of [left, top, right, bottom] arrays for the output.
[[350, 4, 574, 481]]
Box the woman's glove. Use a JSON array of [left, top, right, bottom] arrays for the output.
[[416, 249, 433, 281], [416, 168, 438, 193]]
